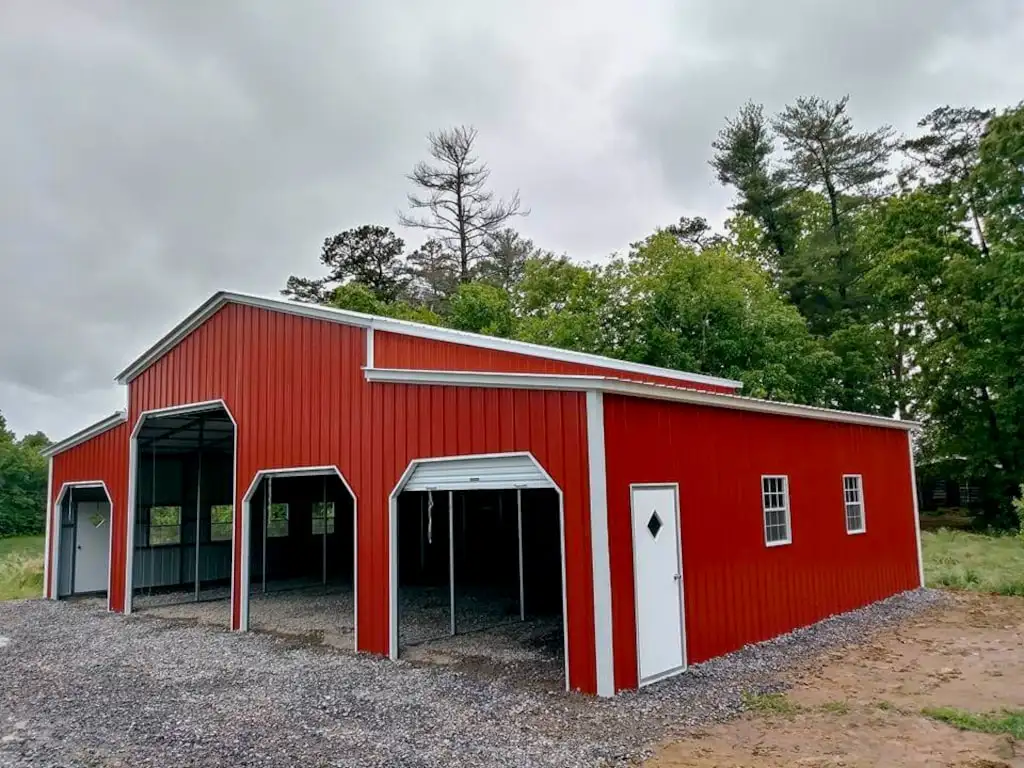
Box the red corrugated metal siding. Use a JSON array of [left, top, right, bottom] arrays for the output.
[[375, 330, 737, 393], [602, 394, 919, 691], [48, 423, 129, 603], [123, 304, 598, 693]]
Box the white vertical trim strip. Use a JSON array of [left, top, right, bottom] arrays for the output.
[[907, 433, 925, 587], [43, 457, 54, 599], [586, 390, 615, 697], [366, 326, 375, 368]]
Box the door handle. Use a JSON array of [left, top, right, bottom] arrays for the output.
[[673, 573, 681, 581]]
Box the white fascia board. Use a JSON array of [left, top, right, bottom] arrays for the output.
[[363, 367, 921, 432], [114, 290, 742, 391], [41, 411, 128, 458]]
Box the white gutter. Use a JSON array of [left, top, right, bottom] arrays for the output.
[[362, 368, 920, 432]]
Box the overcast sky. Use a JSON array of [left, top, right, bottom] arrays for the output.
[[2, 1, 1022, 439]]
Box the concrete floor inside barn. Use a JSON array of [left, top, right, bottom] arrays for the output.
[[130, 583, 566, 691]]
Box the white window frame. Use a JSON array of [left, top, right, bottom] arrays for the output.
[[761, 475, 792, 547], [311, 501, 335, 536], [843, 474, 866, 534]]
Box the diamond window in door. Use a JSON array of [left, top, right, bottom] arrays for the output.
[[647, 510, 663, 539]]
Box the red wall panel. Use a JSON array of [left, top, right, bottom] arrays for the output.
[[120, 304, 597, 693], [375, 330, 737, 393], [48, 422, 129, 604], [602, 394, 919, 691]]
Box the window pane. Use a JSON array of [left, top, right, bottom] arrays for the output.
[[267, 503, 289, 538], [210, 505, 233, 541]]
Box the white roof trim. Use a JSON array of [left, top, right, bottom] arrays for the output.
[[114, 290, 742, 391], [42, 411, 128, 457], [363, 367, 920, 431]]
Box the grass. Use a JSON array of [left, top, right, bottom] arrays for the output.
[[0, 535, 45, 601], [741, 692, 802, 716], [922, 528, 1024, 596], [923, 706, 1024, 740], [820, 700, 851, 715]]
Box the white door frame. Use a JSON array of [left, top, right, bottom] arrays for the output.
[[50, 481, 114, 606], [388, 451, 570, 692], [629, 482, 687, 686], [237, 465, 358, 648], [125, 399, 237, 616]]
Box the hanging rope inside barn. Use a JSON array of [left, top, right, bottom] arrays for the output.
[[427, 489, 434, 545]]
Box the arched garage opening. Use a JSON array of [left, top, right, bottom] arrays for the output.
[[126, 401, 236, 620], [53, 482, 113, 600], [389, 453, 568, 691], [239, 467, 356, 649]]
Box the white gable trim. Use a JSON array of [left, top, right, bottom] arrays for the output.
[[362, 367, 920, 431], [42, 411, 128, 458], [114, 291, 742, 391]]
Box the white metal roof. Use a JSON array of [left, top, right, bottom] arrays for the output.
[[362, 368, 920, 431], [41, 411, 128, 458], [113, 291, 743, 391]]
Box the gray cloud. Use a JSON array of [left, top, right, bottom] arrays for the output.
[[1, 0, 1021, 438]]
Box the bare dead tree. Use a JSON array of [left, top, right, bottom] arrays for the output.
[[399, 126, 527, 281]]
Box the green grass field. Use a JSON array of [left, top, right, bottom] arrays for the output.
[[0, 535, 44, 601], [922, 529, 1024, 596]]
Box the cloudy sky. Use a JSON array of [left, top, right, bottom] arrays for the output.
[[2, 1, 1022, 439]]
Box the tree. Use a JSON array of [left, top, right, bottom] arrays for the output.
[[901, 106, 995, 256], [614, 233, 836, 404], [329, 282, 444, 326], [664, 216, 727, 251], [773, 96, 894, 308], [399, 126, 526, 281], [911, 104, 1024, 527], [447, 283, 514, 337], [476, 228, 534, 292], [283, 225, 410, 304], [405, 238, 461, 313], [0, 411, 50, 537], [711, 102, 799, 270]]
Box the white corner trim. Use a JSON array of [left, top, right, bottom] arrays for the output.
[[366, 326, 375, 369], [907, 434, 925, 587], [586, 391, 615, 697], [42, 411, 128, 458], [114, 290, 742, 391], [363, 368, 921, 432], [43, 457, 54, 599]]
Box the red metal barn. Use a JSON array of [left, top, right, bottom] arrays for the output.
[[42, 292, 923, 696]]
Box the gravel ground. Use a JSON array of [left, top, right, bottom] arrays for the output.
[[0, 589, 945, 767]]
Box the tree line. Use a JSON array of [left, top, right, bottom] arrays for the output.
[[277, 98, 1016, 530], [0, 412, 49, 537]]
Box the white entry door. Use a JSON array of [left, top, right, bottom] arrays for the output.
[[74, 501, 111, 594], [631, 485, 685, 685]]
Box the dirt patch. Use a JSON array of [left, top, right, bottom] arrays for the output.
[[648, 592, 1024, 767]]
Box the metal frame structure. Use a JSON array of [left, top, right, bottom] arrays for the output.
[[49, 480, 114, 604], [237, 465, 358, 647], [387, 452, 571, 692], [124, 399, 237, 615]]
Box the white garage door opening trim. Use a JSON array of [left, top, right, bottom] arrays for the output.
[[388, 452, 571, 691]]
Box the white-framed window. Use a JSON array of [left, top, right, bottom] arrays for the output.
[[148, 505, 182, 546], [267, 503, 289, 538], [761, 475, 791, 546], [311, 502, 335, 535], [210, 504, 233, 541], [843, 475, 866, 534]]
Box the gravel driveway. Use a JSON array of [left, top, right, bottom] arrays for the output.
[[0, 590, 944, 767]]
